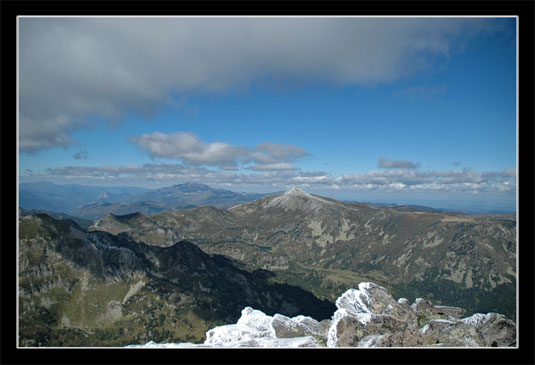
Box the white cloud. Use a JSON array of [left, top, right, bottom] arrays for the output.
[[130, 131, 309, 171], [248, 163, 297, 171], [18, 17, 498, 152], [251, 142, 310, 164], [129, 131, 249, 168], [21, 163, 516, 196]]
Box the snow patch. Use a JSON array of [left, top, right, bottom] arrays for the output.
[[461, 313, 492, 327], [358, 334, 386, 347], [265, 187, 340, 211], [284, 187, 311, 197], [336, 285, 373, 316]]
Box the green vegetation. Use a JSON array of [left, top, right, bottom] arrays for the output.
[[18, 203, 517, 347], [268, 262, 391, 302], [19, 214, 336, 347], [19, 218, 48, 240], [389, 268, 516, 320]]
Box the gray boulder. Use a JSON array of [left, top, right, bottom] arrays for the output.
[[461, 313, 516, 347], [328, 282, 515, 348]]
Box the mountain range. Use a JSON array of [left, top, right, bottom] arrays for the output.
[[91, 187, 516, 320], [18, 184, 517, 346], [20, 181, 508, 220], [19, 182, 269, 220], [18, 213, 334, 347]]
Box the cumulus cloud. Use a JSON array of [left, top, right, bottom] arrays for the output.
[[130, 131, 309, 170], [129, 131, 249, 168], [433, 168, 482, 183], [250, 142, 309, 165], [377, 157, 421, 169], [18, 17, 498, 152]]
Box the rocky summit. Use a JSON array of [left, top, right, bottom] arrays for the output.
[[128, 282, 516, 348]]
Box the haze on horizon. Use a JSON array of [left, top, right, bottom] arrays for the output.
[[18, 16, 517, 213]]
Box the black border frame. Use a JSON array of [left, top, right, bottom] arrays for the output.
[[2, 1, 534, 364]]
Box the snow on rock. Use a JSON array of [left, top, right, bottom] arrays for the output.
[[265, 187, 340, 212], [236, 307, 275, 335], [204, 307, 275, 346], [271, 313, 327, 339], [335, 283, 374, 315], [126, 340, 203, 348], [358, 334, 387, 348], [202, 307, 322, 347], [461, 313, 493, 327], [460, 312, 516, 347], [284, 187, 311, 197], [327, 282, 388, 347], [126, 282, 516, 348]]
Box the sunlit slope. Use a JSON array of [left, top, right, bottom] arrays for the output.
[[91, 188, 516, 319]]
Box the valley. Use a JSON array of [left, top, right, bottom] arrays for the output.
[[18, 213, 334, 347]]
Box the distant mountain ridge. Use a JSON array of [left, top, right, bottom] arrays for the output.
[[19, 182, 270, 220], [20, 181, 509, 219], [361, 202, 514, 215], [19, 182, 150, 214]]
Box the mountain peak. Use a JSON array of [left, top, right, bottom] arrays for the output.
[[264, 187, 334, 212], [164, 182, 210, 191], [284, 187, 310, 197]]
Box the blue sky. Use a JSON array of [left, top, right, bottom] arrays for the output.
[[18, 17, 517, 212]]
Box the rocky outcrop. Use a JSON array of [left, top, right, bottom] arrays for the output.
[[328, 282, 515, 348], [128, 282, 516, 348]]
